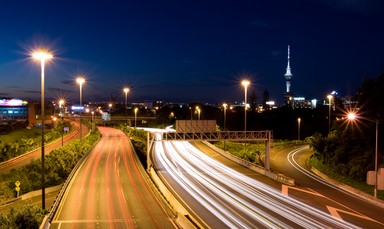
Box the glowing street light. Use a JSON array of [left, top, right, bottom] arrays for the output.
[[134, 107, 138, 128], [76, 77, 85, 142], [123, 87, 129, 117], [59, 99, 65, 146], [32, 48, 53, 210], [298, 117, 301, 140], [223, 103, 228, 130], [196, 106, 201, 120], [242, 80, 250, 132], [327, 94, 333, 133], [347, 112, 379, 198]]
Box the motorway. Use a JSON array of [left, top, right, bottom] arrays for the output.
[[50, 127, 176, 228], [153, 141, 362, 228]]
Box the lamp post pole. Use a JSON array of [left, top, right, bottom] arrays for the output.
[[33, 49, 53, 210], [59, 100, 64, 146], [223, 103, 228, 151], [298, 117, 301, 140], [124, 87, 129, 118], [76, 77, 85, 142], [223, 103, 227, 130], [190, 107, 192, 120], [134, 107, 138, 128], [374, 119, 378, 198], [348, 113, 379, 198], [327, 95, 333, 133], [242, 80, 250, 133], [241, 80, 250, 148]]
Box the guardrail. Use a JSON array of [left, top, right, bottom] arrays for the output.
[[40, 133, 100, 229], [163, 130, 272, 141], [202, 141, 295, 185]]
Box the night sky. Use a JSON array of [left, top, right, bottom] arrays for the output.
[[0, 0, 383, 104]]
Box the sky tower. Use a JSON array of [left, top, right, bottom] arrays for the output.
[[284, 45, 293, 105]]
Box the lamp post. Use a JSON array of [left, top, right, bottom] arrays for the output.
[[59, 99, 65, 146], [327, 94, 333, 133], [241, 80, 250, 132], [298, 117, 301, 140], [223, 103, 228, 151], [76, 77, 85, 142], [189, 107, 193, 120], [223, 103, 227, 130], [123, 87, 129, 117], [91, 111, 95, 131], [195, 106, 200, 120], [348, 112, 379, 198], [32, 49, 53, 210], [134, 107, 138, 128]]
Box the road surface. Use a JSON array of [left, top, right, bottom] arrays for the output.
[[153, 140, 358, 228], [271, 145, 384, 228], [50, 127, 176, 228]]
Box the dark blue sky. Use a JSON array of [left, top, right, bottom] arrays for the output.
[[1, 0, 383, 104]]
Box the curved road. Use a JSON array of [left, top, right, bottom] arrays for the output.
[[0, 120, 87, 174], [153, 141, 357, 228], [50, 127, 176, 228], [271, 145, 384, 228]]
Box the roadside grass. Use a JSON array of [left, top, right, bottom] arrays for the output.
[[0, 128, 41, 144], [215, 139, 383, 200], [213, 139, 300, 165], [309, 156, 383, 199]]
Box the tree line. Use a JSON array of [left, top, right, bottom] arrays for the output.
[[307, 74, 384, 184]]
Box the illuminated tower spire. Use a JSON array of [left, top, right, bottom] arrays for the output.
[[284, 45, 293, 93]]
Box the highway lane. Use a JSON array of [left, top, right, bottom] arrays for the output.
[[0, 120, 86, 174], [153, 140, 358, 228], [271, 145, 384, 228], [51, 127, 175, 228]]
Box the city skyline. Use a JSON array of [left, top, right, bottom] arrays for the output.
[[0, 1, 383, 104]]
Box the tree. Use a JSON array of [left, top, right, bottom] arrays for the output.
[[308, 73, 384, 181], [262, 89, 270, 105]]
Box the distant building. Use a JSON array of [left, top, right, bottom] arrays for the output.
[[0, 98, 28, 125], [27, 101, 55, 128]]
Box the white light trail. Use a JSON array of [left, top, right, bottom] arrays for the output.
[[155, 141, 360, 229]]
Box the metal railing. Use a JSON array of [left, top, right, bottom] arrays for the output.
[[162, 130, 272, 142]]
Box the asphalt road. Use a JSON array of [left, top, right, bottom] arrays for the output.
[[271, 144, 384, 228], [50, 127, 176, 228], [153, 141, 358, 228]]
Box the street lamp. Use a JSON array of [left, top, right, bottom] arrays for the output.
[[59, 99, 65, 146], [327, 94, 333, 133], [348, 112, 379, 198], [196, 106, 201, 120], [91, 111, 95, 131], [134, 107, 138, 128], [189, 107, 193, 120], [241, 80, 250, 132], [76, 77, 85, 142], [223, 103, 228, 130], [298, 117, 301, 140], [123, 87, 129, 117], [32, 48, 53, 210]]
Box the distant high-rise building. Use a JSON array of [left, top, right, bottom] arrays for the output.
[[284, 45, 294, 105]]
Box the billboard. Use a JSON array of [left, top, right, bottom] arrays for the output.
[[0, 98, 27, 107], [176, 120, 216, 133]]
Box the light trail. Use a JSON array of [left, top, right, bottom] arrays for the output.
[[287, 146, 361, 197], [155, 141, 360, 228]]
